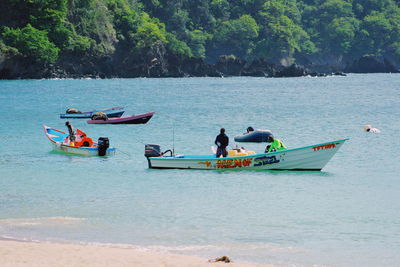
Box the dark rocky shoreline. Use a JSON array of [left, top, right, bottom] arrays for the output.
[[0, 53, 398, 79]]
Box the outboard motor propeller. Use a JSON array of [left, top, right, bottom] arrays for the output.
[[98, 137, 109, 156]]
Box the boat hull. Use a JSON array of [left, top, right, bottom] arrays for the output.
[[60, 107, 125, 119], [50, 142, 116, 156], [87, 112, 154, 124], [147, 139, 348, 171]]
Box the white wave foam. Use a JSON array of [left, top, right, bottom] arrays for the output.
[[0, 217, 86, 226]]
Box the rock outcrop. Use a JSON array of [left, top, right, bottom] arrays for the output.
[[1, 51, 398, 79], [344, 56, 399, 73]]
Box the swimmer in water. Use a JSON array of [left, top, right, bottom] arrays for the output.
[[364, 124, 381, 133]]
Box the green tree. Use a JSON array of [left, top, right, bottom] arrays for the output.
[[255, 0, 315, 62], [166, 33, 192, 57], [210, 0, 230, 20], [352, 0, 397, 18], [326, 17, 359, 54], [303, 0, 359, 57], [69, 0, 117, 56], [354, 12, 393, 56], [135, 14, 167, 51], [2, 24, 59, 64], [2, 0, 400, 72], [187, 29, 209, 58], [214, 14, 259, 58], [215, 14, 258, 44]]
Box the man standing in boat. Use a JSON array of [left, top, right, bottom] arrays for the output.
[[215, 128, 229, 158]]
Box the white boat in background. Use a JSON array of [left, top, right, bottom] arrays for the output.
[[43, 125, 116, 156], [60, 106, 125, 119], [145, 139, 348, 171]]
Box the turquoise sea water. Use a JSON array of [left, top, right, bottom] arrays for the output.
[[0, 75, 399, 266]]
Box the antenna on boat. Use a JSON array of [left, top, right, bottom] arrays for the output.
[[160, 113, 178, 155], [172, 121, 175, 155]]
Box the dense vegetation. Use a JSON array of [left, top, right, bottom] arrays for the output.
[[1, 0, 399, 75]]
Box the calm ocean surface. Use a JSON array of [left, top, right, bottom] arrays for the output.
[[0, 74, 399, 266]]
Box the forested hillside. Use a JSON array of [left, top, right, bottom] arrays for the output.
[[1, 0, 399, 78]]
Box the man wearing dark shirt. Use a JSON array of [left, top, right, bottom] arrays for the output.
[[215, 128, 229, 158]]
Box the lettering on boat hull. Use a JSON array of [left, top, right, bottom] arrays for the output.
[[312, 143, 336, 151], [254, 155, 280, 166], [216, 158, 253, 169], [198, 161, 212, 168]]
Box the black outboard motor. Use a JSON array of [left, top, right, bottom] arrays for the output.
[[145, 144, 162, 168], [98, 137, 109, 156], [145, 144, 161, 157]]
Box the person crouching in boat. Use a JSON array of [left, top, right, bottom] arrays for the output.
[[265, 136, 286, 153], [246, 126, 254, 133], [215, 128, 229, 158], [65, 121, 76, 146]]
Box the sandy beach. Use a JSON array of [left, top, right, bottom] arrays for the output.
[[0, 240, 275, 267]]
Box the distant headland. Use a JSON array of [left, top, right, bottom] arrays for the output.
[[1, 0, 399, 79]]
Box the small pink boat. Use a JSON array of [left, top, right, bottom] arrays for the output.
[[87, 111, 155, 124]]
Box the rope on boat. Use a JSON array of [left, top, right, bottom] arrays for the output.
[[117, 149, 131, 157]]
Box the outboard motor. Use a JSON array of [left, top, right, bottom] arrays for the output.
[[145, 144, 161, 157], [98, 137, 109, 156]]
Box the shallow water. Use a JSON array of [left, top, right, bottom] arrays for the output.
[[0, 74, 399, 266]]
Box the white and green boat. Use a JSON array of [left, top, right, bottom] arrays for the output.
[[145, 139, 348, 171]]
